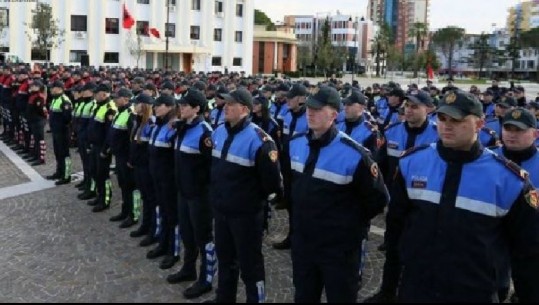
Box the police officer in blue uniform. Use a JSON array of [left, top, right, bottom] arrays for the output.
[[377, 88, 405, 129], [128, 94, 159, 248], [104, 88, 138, 228], [270, 83, 290, 123], [166, 89, 214, 299], [289, 86, 389, 303], [146, 95, 180, 270], [490, 108, 539, 302], [485, 96, 517, 137], [368, 90, 539, 302], [209, 88, 282, 303], [478, 126, 500, 148], [338, 90, 382, 158], [273, 84, 309, 250], [251, 95, 280, 149], [482, 90, 496, 120], [46, 80, 73, 185], [209, 86, 228, 129]]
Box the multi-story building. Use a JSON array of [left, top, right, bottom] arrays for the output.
[[367, 0, 430, 51], [0, 0, 254, 73], [507, 0, 539, 37], [284, 12, 375, 72]]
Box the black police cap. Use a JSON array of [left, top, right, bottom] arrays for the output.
[[51, 80, 65, 89], [497, 96, 517, 108], [82, 82, 97, 92], [113, 88, 133, 99], [134, 93, 154, 105], [253, 95, 269, 108], [220, 88, 253, 111], [343, 90, 367, 106], [161, 81, 175, 91], [95, 83, 111, 93], [503, 108, 537, 130], [154, 94, 176, 107], [437, 90, 483, 119], [406, 90, 434, 107], [306, 86, 341, 111], [286, 84, 308, 99], [388, 88, 405, 99], [179, 89, 207, 108]]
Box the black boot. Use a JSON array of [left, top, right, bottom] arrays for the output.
[[119, 217, 137, 229], [140, 235, 157, 247], [92, 204, 109, 213], [159, 255, 179, 270], [87, 199, 99, 207], [183, 282, 212, 299], [46, 173, 61, 180], [166, 268, 197, 284], [130, 226, 149, 238], [78, 191, 96, 200], [55, 177, 71, 186], [109, 213, 128, 222], [146, 246, 166, 259]]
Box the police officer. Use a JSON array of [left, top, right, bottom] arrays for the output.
[[289, 86, 389, 303], [273, 84, 309, 250], [338, 90, 383, 157], [166, 89, 214, 299], [46, 80, 73, 185], [128, 94, 159, 248], [146, 95, 180, 270], [481, 90, 496, 120], [209, 86, 228, 129], [368, 90, 539, 302], [485, 96, 517, 137], [87, 84, 117, 212], [270, 83, 290, 123], [24, 80, 47, 166], [251, 95, 281, 151], [0, 68, 14, 143], [377, 88, 405, 129], [514, 86, 527, 107], [76, 83, 98, 200], [104, 88, 138, 228], [160, 81, 175, 96], [209, 88, 282, 303], [491, 108, 539, 302]]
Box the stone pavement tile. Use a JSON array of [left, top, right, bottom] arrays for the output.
[[0, 149, 30, 188]]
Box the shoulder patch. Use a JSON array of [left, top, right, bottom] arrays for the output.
[[384, 121, 402, 131], [525, 189, 539, 209], [491, 153, 529, 181], [400, 144, 431, 159]]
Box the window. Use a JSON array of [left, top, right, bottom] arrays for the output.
[[233, 57, 242, 66], [69, 50, 87, 63], [137, 0, 150, 4], [136, 21, 149, 36], [105, 18, 119, 34], [167, 0, 176, 5], [214, 28, 222, 41], [235, 31, 242, 42], [236, 3, 243, 17], [104, 52, 119, 63], [71, 15, 87, 31], [165, 23, 175, 38], [215, 1, 223, 14], [192, 0, 200, 10], [31, 48, 49, 61], [212, 57, 222, 66], [190, 26, 200, 40], [0, 8, 8, 27]]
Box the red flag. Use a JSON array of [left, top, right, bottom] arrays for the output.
[[150, 28, 161, 39], [427, 64, 434, 80], [122, 4, 135, 29]]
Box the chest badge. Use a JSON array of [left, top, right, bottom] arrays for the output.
[[411, 176, 428, 189]]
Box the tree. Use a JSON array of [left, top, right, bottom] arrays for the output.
[[0, 8, 8, 48], [519, 27, 539, 81], [24, 3, 65, 63], [296, 44, 313, 77], [408, 22, 429, 77], [127, 31, 145, 68], [370, 23, 392, 77], [467, 33, 498, 79], [254, 9, 276, 31], [431, 26, 465, 78], [314, 18, 333, 78]]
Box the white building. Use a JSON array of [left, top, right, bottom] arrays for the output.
[[0, 0, 254, 73]]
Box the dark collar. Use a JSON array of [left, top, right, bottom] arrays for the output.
[[437, 140, 483, 164], [404, 119, 429, 135], [225, 117, 250, 135], [502, 145, 538, 164], [307, 125, 338, 148], [345, 115, 364, 126]]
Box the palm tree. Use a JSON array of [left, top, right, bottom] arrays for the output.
[[408, 22, 429, 77], [432, 26, 465, 78], [371, 23, 392, 77]]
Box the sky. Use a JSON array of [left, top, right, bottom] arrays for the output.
[[254, 0, 523, 34]]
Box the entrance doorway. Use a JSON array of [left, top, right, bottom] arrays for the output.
[[183, 53, 192, 73]]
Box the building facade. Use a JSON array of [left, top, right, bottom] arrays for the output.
[[507, 0, 539, 37], [252, 24, 297, 75], [284, 12, 375, 72], [0, 0, 254, 73]]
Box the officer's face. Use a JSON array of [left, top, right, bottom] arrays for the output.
[[154, 103, 172, 118], [95, 91, 109, 102], [404, 101, 428, 126], [437, 113, 484, 151], [307, 106, 337, 133], [179, 103, 199, 120], [483, 95, 493, 103], [287, 96, 302, 111], [344, 103, 364, 120], [224, 101, 248, 124], [252, 103, 262, 115], [388, 95, 401, 107], [502, 125, 537, 150], [495, 104, 511, 117]]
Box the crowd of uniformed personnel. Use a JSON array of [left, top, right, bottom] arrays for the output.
[[1, 64, 539, 303]]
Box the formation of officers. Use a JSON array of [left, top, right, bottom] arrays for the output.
[[1, 64, 539, 303]]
